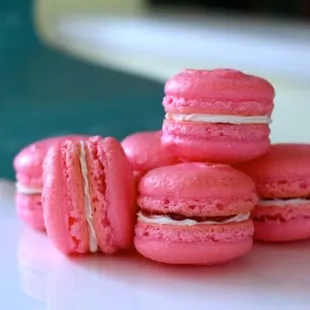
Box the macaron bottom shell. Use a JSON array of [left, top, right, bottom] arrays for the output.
[[16, 193, 45, 231], [252, 202, 310, 242], [134, 220, 254, 265], [162, 133, 270, 164]]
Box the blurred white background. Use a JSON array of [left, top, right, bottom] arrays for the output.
[[35, 0, 310, 143]]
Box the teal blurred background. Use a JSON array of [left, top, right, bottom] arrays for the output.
[[0, 0, 163, 180]]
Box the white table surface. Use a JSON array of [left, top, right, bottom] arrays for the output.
[[1, 179, 310, 310]]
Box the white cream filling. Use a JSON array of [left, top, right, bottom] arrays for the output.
[[15, 183, 42, 195], [137, 211, 250, 226], [165, 112, 272, 124], [79, 141, 98, 253], [258, 198, 310, 207]]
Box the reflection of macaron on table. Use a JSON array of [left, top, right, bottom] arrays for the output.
[[237, 144, 310, 242], [17, 228, 60, 303], [13, 135, 88, 231], [46, 255, 137, 310]]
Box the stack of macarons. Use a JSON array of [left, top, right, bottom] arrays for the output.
[[12, 68, 310, 266]]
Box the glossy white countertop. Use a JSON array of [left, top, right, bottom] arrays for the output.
[[1, 179, 310, 310]]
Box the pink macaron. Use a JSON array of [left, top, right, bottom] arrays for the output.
[[121, 131, 179, 180], [134, 162, 258, 265], [13, 135, 88, 230], [237, 143, 310, 242], [42, 136, 136, 255], [161, 68, 275, 164]]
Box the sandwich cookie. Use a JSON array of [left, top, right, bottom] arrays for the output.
[[42, 136, 136, 254], [161, 68, 275, 163], [237, 143, 310, 242], [134, 163, 258, 265]]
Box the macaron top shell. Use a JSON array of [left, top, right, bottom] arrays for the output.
[[238, 144, 310, 179], [163, 69, 275, 115], [14, 135, 88, 186], [138, 163, 258, 216], [121, 131, 178, 173], [165, 69, 275, 102], [140, 163, 256, 199], [236, 143, 310, 198]]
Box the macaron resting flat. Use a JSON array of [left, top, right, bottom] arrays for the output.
[[134, 163, 257, 265], [237, 143, 310, 242], [121, 131, 179, 180], [161, 69, 275, 164], [42, 136, 136, 254], [13, 135, 87, 230]]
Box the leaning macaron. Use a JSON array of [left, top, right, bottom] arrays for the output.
[[134, 163, 257, 265], [121, 131, 179, 180], [237, 143, 310, 242], [42, 136, 136, 254], [13, 135, 88, 230], [161, 69, 275, 163]]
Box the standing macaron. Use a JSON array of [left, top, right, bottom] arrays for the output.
[[121, 131, 179, 180], [13, 135, 88, 230], [134, 163, 258, 265], [237, 144, 310, 242], [42, 136, 136, 254], [161, 69, 275, 163]]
